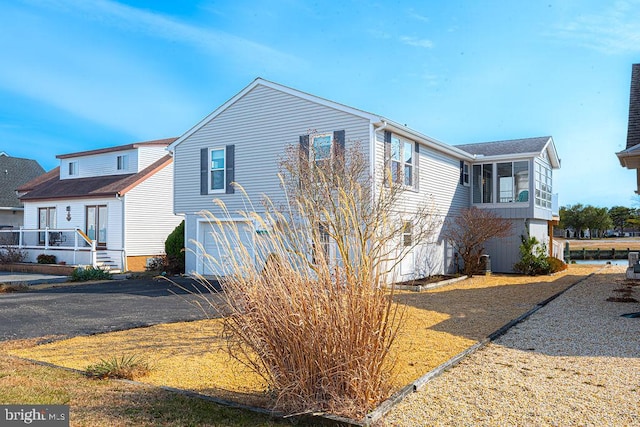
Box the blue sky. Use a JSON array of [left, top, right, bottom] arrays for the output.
[[1, 0, 639, 208]]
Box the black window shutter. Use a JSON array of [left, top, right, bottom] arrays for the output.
[[225, 144, 235, 194], [459, 160, 464, 185], [299, 134, 309, 178], [414, 142, 420, 191], [200, 148, 208, 195], [333, 130, 345, 175], [384, 130, 391, 185]]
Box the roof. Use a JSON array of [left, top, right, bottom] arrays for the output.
[[455, 136, 552, 156], [0, 154, 46, 208], [56, 137, 177, 159], [19, 154, 172, 202], [167, 78, 475, 161], [455, 136, 560, 168], [626, 64, 640, 150]]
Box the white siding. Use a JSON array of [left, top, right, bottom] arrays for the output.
[[60, 149, 139, 179], [125, 162, 182, 256], [138, 146, 170, 170], [173, 84, 371, 216], [23, 197, 123, 248]]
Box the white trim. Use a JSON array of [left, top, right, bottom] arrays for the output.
[[166, 78, 475, 163], [168, 78, 380, 152], [208, 146, 226, 194], [195, 216, 254, 276]]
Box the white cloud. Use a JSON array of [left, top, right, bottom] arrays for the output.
[[552, 0, 640, 54], [26, 0, 301, 69], [400, 36, 434, 49]]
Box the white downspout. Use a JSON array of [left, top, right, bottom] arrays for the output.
[[371, 120, 388, 195]]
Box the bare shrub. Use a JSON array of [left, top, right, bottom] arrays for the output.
[[0, 234, 27, 264], [195, 140, 439, 417], [444, 207, 512, 276]]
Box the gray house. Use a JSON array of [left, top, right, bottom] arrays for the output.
[[0, 152, 45, 229], [168, 78, 561, 277]]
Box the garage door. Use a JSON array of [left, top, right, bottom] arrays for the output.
[[199, 221, 255, 276]]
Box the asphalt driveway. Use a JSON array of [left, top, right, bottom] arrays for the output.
[[0, 277, 222, 341]]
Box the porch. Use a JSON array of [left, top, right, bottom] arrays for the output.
[[0, 228, 122, 272]]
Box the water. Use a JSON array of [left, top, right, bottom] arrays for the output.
[[571, 259, 628, 266]]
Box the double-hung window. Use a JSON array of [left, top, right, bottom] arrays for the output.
[[311, 133, 332, 166], [385, 132, 418, 189], [402, 221, 413, 247], [210, 148, 225, 191], [200, 145, 235, 195]]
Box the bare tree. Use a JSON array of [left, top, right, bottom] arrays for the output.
[[444, 207, 512, 276]]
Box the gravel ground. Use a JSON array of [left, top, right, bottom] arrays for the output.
[[383, 266, 640, 426]]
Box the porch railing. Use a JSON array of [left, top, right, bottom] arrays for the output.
[[0, 228, 97, 267]]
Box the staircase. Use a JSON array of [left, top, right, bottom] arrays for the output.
[[95, 251, 121, 273]]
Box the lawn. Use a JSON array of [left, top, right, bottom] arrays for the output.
[[3, 264, 600, 424]]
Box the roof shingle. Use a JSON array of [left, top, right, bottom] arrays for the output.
[[19, 155, 172, 202], [454, 136, 552, 157], [0, 154, 45, 208], [626, 64, 640, 150]]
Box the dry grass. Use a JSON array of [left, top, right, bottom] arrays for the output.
[[8, 264, 600, 418], [0, 339, 288, 426]]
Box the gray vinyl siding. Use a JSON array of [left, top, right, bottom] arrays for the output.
[[483, 219, 527, 273], [173, 84, 371, 216], [373, 130, 469, 278]]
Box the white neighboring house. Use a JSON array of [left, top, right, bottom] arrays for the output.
[[17, 138, 183, 272], [168, 78, 561, 279]]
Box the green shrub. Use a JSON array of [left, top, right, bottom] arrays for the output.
[[547, 256, 568, 273], [513, 234, 551, 275], [37, 254, 57, 264], [164, 221, 185, 274], [86, 354, 149, 380], [71, 266, 112, 282]]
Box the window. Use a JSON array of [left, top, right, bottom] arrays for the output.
[[200, 145, 234, 195], [402, 221, 412, 247], [460, 161, 470, 186], [38, 207, 56, 244], [385, 132, 417, 188], [313, 223, 331, 264], [311, 133, 332, 164], [473, 164, 494, 203], [210, 148, 225, 191], [535, 161, 552, 209], [117, 155, 128, 171], [497, 161, 529, 203], [68, 161, 78, 176]]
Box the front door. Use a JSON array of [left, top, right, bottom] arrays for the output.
[[86, 205, 107, 248]]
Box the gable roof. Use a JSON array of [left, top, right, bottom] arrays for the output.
[[167, 77, 475, 161], [455, 136, 560, 168], [56, 138, 177, 159], [19, 154, 172, 202], [0, 154, 45, 208]]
